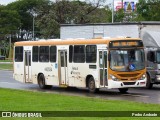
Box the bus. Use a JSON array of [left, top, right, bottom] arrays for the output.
[[145, 47, 160, 89], [13, 37, 146, 93]]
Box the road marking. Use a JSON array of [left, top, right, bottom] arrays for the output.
[[122, 94, 150, 98], [0, 82, 19, 84]]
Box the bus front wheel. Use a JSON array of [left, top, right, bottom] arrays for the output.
[[146, 74, 153, 89], [38, 74, 52, 89], [118, 88, 128, 93], [88, 77, 99, 93]]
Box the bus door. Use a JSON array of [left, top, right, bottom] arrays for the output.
[[99, 50, 108, 87], [24, 50, 32, 83], [58, 50, 68, 86]]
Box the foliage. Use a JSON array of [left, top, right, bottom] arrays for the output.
[[1, 0, 160, 57], [0, 5, 20, 38], [0, 0, 111, 40], [36, 0, 111, 38], [0, 5, 20, 57], [136, 0, 160, 21], [114, 8, 124, 22], [6, 0, 51, 40]]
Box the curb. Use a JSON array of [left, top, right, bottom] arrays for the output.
[[0, 62, 13, 64]]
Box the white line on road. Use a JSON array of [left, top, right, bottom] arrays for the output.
[[0, 82, 20, 84], [122, 94, 150, 98]]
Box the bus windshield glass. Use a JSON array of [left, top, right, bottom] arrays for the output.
[[110, 49, 145, 72], [156, 51, 160, 63]]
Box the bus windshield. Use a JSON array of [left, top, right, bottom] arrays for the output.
[[110, 49, 145, 72], [156, 51, 160, 63]]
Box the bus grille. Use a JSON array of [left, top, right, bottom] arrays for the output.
[[117, 73, 140, 78], [123, 82, 136, 85]]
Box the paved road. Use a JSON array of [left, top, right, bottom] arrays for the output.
[[1, 70, 160, 104]]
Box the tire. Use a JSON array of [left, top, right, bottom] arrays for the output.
[[88, 77, 99, 93], [146, 74, 153, 89], [38, 74, 52, 89], [118, 88, 128, 93]]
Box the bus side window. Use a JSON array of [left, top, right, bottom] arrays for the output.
[[15, 46, 23, 62], [50, 46, 57, 62], [32, 46, 38, 62], [86, 45, 97, 63], [73, 45, 85, 63], [69, 45, 73, 63], [39, 46, 49, 62]]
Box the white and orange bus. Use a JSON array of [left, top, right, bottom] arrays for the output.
[[13, 37, 146, 93]]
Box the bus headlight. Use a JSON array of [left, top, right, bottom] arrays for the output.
[[156, 75, 160, 81], [140, 74, 146, 80], [110, 75, 119, 81]]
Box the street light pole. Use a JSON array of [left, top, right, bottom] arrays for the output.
[[32, 10, 37, 41], [9, 34, 12, 59], [9, 34, 11, 51], [112, 0, 114, 23], [33, 15, 35, 40]]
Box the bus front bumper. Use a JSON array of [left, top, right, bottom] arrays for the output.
[[108, 79, 146, 89]]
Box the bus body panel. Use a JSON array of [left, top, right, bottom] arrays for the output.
[[14, 62, 24, 83], [31, 63, 59, 86]]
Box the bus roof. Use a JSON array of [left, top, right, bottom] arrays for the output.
[[14, 38, 141, 46]]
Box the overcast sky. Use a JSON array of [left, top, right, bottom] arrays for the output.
[[0, 0, 15, 5]]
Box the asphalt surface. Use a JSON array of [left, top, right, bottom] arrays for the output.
[[1, 70, 160, 104]]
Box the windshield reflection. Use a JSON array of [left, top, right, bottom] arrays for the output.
[[110, 49, 145, 71]]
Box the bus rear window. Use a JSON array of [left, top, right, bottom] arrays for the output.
[[15, 46, 23, 62]]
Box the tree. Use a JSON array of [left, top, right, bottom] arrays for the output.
[[114, 8, 125, 22], [136, 0, 160, 21], [1, 0, 111, 40], [0, 5, 20, 57], [6, 0, 51, 40], [36, 0, 111, 38], [0, 5, 20, 39]]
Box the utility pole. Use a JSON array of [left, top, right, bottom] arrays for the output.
[[9, 34, 12, 59], [32, 9, 37, 41], [9, 34, 11, 52], [122, 0, 123, 9], [33, 15, 35, 40], [112, 0, 114, 23]]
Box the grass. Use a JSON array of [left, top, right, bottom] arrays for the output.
[[0, 63, 13, 70], [0, 59, 13, 62], [0, 59, 13, 70], [0, 88, 160, 120]]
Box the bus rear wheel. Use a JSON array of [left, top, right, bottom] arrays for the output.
[[38, 74, 52, 89], [118, 88, 128, 93], [88, 77, 99, 93]]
